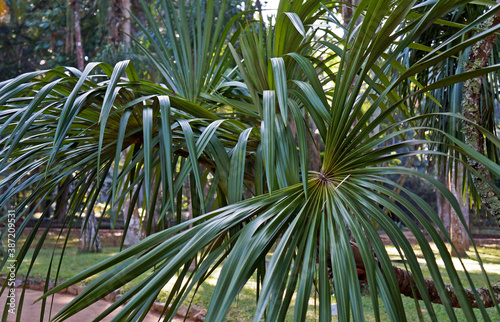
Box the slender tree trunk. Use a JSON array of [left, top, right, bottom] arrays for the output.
[[130, 0, 146, 37], [65, 2, 73, 55], [255, 0, 262, 11], [108, 0, 131, 47], [55, 185, 69, 222], [462, 10, 500, 223], [55, 174, 73, 222], [342, 0, 361, 27], [72, 0, 84, 71], [122, 0, 131, 49], [449, 162, 470, 257], [437, 161, 451, 235], [305, 114, 322, 172], [42, 196, 52, 218], [188, 174, 197, 219], [123, 206, 144, 247], [108, 0, 120, 45], [80, 210, 102, 253], [123, 186, 145, 247]]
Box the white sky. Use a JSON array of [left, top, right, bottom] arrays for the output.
[[262, 0, 280, 10], [261, 0, 280, 16]]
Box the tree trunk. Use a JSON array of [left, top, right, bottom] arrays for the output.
[[123, 188, 144, 248], [306, 114, 322, 172], [72, 0, 84, 71], [130, 0, 146, 36], [41, 196, 52, 218], [55, 174, 73, 223], [123, 207, 144, 247], [462, 10, 500, 224], [436, 161, 451, 235], [435, 160, 470, 256], [108, 0, 131, 47], [255, 0, 262, 11], [55, 184, 69, 222], [80, 210, 102, 253], [65, 2, 73, 55], [122, 0, 131, 49], [108, 0, 120, 45], [342, 0, 361, 27], [449, 162, 470, 257]]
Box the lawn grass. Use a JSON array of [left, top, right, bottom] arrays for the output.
[[2, 230, 499, 321], [153, 244, 500, 321], [1, 247, 120, 282]]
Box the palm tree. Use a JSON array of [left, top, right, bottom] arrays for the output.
[[1, 0, 500, 321], [394, 3, 500, 255]]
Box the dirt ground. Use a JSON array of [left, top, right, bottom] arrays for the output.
[[0, 288, 191, 321]]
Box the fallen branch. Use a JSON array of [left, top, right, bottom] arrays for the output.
[[349, 241, 500, 308], [392, 264, 500, 308]]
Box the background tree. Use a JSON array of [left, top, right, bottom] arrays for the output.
[[462, 10, 500, 226], [0, 0, 104, 80], [396, 1, 500, 255]]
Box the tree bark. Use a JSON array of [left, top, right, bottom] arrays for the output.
[[130, 0, 146, 36], [437, 161, 451, 235], [55, 174, 73, 222], [393, 264, 500, 308], [462, 11, 500, 223], [80, 210, 102, 253], [123, 188, 145, 248], [122, 0, 131, 49], [123, 207, 144, 247], [348, 242, 500, 308], [65, 2, 73, 55], [107, 0, 131, 48], [72, 0, 84, 71], [306, 114, 322, 172], [342, 0, 361, 27], [449, 162, 470, 257]]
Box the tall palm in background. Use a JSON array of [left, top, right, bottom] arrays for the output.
[[394, 3, 500, 256], [1, 0, 500, 321]]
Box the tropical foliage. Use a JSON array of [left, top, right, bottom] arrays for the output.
[[1, 0, 500, 321], [0, 0, 104, 80]]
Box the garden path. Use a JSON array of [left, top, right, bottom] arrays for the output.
[[0, 288, 191, 321]]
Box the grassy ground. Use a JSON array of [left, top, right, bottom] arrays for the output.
[[2, 229, 499, 321], [166, 246, 500, 321]]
